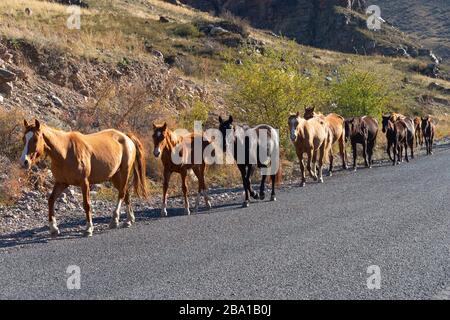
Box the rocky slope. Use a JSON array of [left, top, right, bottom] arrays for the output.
[[178, 0, 424, 57]]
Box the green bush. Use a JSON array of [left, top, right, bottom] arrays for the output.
[[331, 67, 393, 118], [222, 55, 328, 148], [173, 23, 201, 38], [180, 97, 211, 129]]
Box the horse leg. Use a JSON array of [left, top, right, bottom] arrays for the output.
[[48, 182, 68, 236], [367, 140, 374, 168], [328, 149, 334, 177], [193, 165, 211, 213], [339, 135, 348, 170], [317, 144, 325, 183], [181, 171, 190, 215], [352, 142, 357, 171], [239, 165, 249, 208], [404, 140, 409, 162], [123, 191, 135, 228], [81, 179, 94, 237], [392, 141, 397, 165], [297, 151, 306, 187], [110, 172, 129, 229], [270, 174, 277, 201], [247, 165, 259, 200], [362, 141, 369, 167], [430, 134, 434, 155], [387, 140, 393, 162], [161, 169, 171, 217], [307, 148, 318, 181], [259, 174, 267, 200]]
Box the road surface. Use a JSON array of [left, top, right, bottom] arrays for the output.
[[0, 147, 449, 299]]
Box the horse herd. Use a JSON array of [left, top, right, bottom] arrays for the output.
[[19, 110, 436, 237]]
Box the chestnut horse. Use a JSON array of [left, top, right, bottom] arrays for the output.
[[413, 117, 423, 147], [218, 116, 282, 207], [344, 116, 378, 170], [288, 112, 332, 186], [20, 119, 147, 237], [382, 115, 410, 165], [304, 106, 347, 175], [152, 123, 212, 216], [421, 116, 435, 155]]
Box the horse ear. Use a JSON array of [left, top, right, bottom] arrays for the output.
[[228, 115, 233, 123], [152, 123, 157, 130], [219, 116, 223, 124], [311, 106, 315, 112], [34, 119, 41, 130], [162, 122, 167, 131], [296, 111, 300, 117], [23, 119, 29, 128]]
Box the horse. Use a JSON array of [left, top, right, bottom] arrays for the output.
[[304, 106, 347, 175], [218, 116, 282, 208], [152, 123, 212, 216], [387, 112, 415, 159], [344, 116, 378, 171], [413, 117, 423, 147], [20, 119, 147, 237], [288, 112, 333, 186], [421, 116, 435, 155], [382, 115, 410, 165]]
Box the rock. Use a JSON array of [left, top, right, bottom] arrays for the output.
[[428, 82, 450, 94], [0, 68, 16, 83], [210, 27, 229, 36], [0, 82, 13, 98], [25, 8, 32, 16], [159, 16, 170, 23], [235, 59, 243, 65], [153, 50, 164, 60], [0, 95, 3, 103], [49, 94, 63, 107]]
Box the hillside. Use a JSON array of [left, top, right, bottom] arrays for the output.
[[0, 0, 450, 206], [377, 0, 450, 60]]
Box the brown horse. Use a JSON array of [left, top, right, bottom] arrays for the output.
[[288, 112, 332, 186], [344, 116, 378, 170], [304, 106, 347, 175], [413, 117, 423, 147], [421, 116, 435, 155], [382, 115, 410, 165], [152, 123, 212, 216], [388, 112, 415, 159], [20, 119, 147, 237]]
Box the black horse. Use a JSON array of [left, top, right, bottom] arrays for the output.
[[218, 116, 282, 207], [345, 116, 378, 170]]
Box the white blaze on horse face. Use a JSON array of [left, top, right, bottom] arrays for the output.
[[153, 146, 161, 157], [20, 131, 34, 167]]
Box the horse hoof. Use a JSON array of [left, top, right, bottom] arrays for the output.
[[270, 195, 277, 202], [49, 228, 60, 237], [300, 182, 306, 187], [328, 172, 333, 177], [206, 202, 212, 210], [260, 193, 266, 200], [161, 209, 168, 217], [242, 202, 249, 208], [122, 221, 132, 228], [185, 209, 191, 216], [84, 229, 93, 237], [353, 167, 357, 172], [251, 193, 259, 200], [109, 220, 119, 229], [318, 178, 324, 183]]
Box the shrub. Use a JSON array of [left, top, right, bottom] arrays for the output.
[[0, 107, 25, 160], [331, 67, 393, 118], [173, 23, 202, 38], [179, 96, 211, 129]]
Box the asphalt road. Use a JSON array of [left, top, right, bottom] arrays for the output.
[[0, 147, 449, 300]]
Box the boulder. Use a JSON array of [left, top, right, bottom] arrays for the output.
[[0, 68, 16, 83], [0, 82, 13, 97]]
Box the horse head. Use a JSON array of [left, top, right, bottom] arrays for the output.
[[218, 115, 234, 153], [381, 114, 392, 133], [288, 112, 301, 142], [20, 119, 45, 169], [152, 122, 168, 158]]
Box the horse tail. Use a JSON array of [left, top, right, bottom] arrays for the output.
[[127, 133, 148, 199], [275, 161, 282, 185]]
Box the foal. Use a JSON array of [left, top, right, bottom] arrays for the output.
[[152, 123, 212, 216], [421, 116, 435, 155], [304, 106, 347, 175], [413, 117, 423, 147], [20, 119, 147, 236], [288, 112, 332, 186]]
